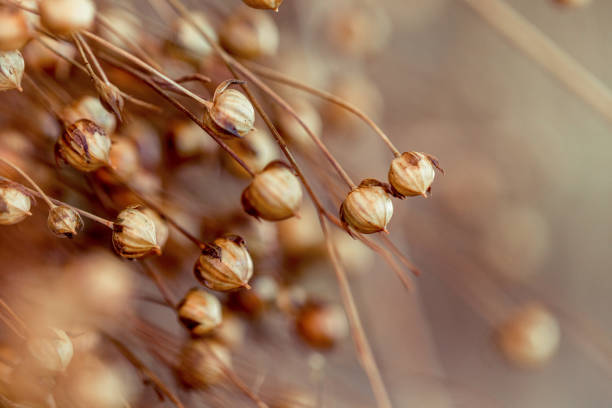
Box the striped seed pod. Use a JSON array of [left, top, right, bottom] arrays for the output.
[[194, 235, 254, 291], [203, 80, 254, 139]]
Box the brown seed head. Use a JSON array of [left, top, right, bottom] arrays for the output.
[[296, 302, 348, 349], [179, 340, 231, 388], [55, 119, 112, 172], [388, 151, 442, 198], [25, 328, 74, 373], [0, 50, 24, 92], [194, 235, 254, 291], [112, 205, 160, 259], [177, 288, 223, 336], [0, 181, 32, 225], [340, 179, 393, 234], [47, 205, 84, 238], [39, 0, 96, 35], [203, 80, 255, 138], [242, 0, 284, 11], [222, 127, 278, 178], [241, 161, 303, 221], [0, 8, 30, 51], [219, 8, 279, 59]]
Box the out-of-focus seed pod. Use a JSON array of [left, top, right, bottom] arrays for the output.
[[47, 205, 83, 238], [276, 98, 323, 150], [213, 311, 245, 349], [179, 340, 231, 388], [0, 9, 30, 51], [123, 119, 161, 169], [137, 207, 168, 249], [22, 37, 75, 79], [169, 120, 217, 159], [173, 12, 217, 59], [177, 288, 223, 336], [496, 303, 561, 368], [203, 80, 255, 138], [388, 151, 442, 198], [194, 235, 254, 291], [332, 229, 374, 275], [0, 50, 24, 92], [327, 5, 391, 57], [96, 136, 140, 184], [229, 215, 278, 259], [95, 81, 124, 121], [55, 119, 112, 172], [277, 204, 323, 257], [273, 388, 317, 408], [0, 181, 32, 225], [242, 0, 284, 11], [39, 0, 96, 35], [241, 161, 303, 221], [219, 8, 279, 59], [325, 73, 382, 129], [25, 328, 74, 373], [227, 274, 278, 318], [98, 8, 142, 49], [296, 302, 348, 349], [112, 205, 160, 259], [222, 128, 278, 178], [554, 0, 591, 7], [62, 95, 117, 135], [340, 179, 393, 234]]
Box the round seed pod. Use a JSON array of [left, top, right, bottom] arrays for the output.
[[0, 181, 32, 225], [0, 8, 30, 51], [496, 303, 561, 368], [276, 98, 323, 150], [222, 127, 278, 178], [95, 136, 140, 185], [112, 205, 160, 259], [242, 0, 284, 11], [0, 50, 24, 92], [241, 161, 303, 221], [327, 5, 391, 57], [388, 152, 442, 198], [194, 235, 254, 291], [62, 95, 117, 135], [177, 288, 223, 336], [25, 328, 74, 373], [296, 302, 348, 349], [219, 8, 279, 59], [39, 0, 96, 35], [339, 179, 394, 234], [47, 205, 83, 238], [137, 207, 169, 249], [203, 80, 255, 139], [169, 120, 217, 159], [179, 340, 231, 388], [55, 119, 111, 172], [173, 12, 217, 59]]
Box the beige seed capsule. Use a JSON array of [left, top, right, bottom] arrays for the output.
[[219, 8, 279, 59], [173, 12, 217, 59], [388, 151, 443, 198], [47, 205, 84, 238], [95, 136, 140, 185], [179, 340, 231, 388], [222, 127, 278, 178], [296, 302, 348, 349], [0, 181, 32, 225], [0, 50, 24, 92], [194, 235, 254, 292], [62, 95, 117, 135], [55, 119, 112, 172], [137, 207, 169, 249], [340, 179, 394, 234], [177, 288, 223, 336], [242, 0, 284, 11], [25, 328, 74, 373], [112, 206, 161, 259], [0, 9, 30, 51], [203, 80, 255, 139], [39, 0, 96, 35], [242, 161, 303, 221]]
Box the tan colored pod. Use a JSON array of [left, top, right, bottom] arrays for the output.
[[62, 95, 117, 135], [39, 0, 96, 35], [55, 119, 111, 172], [25, 328, 74, 373], [47, 205, 83, 238], [0, 181, 32, 225], [242, 0, 284, 11], [137, 207, 169, 249], [296, 302, 348, 349], [203, 80, 255, 138], [219, 8, 279, 59], [0, 9, 30, 51], [177, 288, 223, 336], [0, 50, 24, 92], [179, 340, 231, 387], [388, 151, 442, 197], [194, 235, 254, 291], [340, 179, 393, 234], [112, 205, 160, 259]]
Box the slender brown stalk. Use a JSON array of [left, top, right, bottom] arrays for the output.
[[0, 157, 54, 208], [74, 32, 111, 86], [22, 74, 66, 126], [139, 261, 177, 308]]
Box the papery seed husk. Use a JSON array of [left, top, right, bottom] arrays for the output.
[[26, 328, 74, 373], [194, 235, 254, 292], [47, 205, 84, 238], [388, 152, 438, 197], [177, 289, 223, 336], [222, 127, 278, 178], [205, 85, 255, 138], [0, 183, 32, 225], [179, 340, 231, 388], [340, 179, 394, 234], [39, 0, 96, 35], [0, 9, 30, 51], [296, 303, 348, 349], [112, 206, 160, 258], [0, 50, 25, 92], [173, 12, 217, 58], [242, 0, 284, 11], [55, 119, 111, 172], [61, 95, 117, 135]]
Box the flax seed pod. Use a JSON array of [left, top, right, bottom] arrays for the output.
[[276, 98, 323, 150], [179, 340, 231, 388], [137, 207, 169, 249], [177, 288, 223, 336], [0, 181, 32, 225], [203, 80, 255, 139], [112, 206, 161, 259], [55, 119, 112, 172], [296, 302, 348, 349], [219, 8, 279, 59], [169, 120, 217, 159], [173, 12, 217, 59], [0, 8, 30, 51], [388, 151, 442, 198], [25, 328, 74, 373], [241, 161, 303, 221], [222, 128, 278, 178], [95, 136, 140, 185], [62, 95, 117, 135], [340, 179, 394, 234], [227, 274, 279, 318], [0, 50, 24, 92], [39, 0, 96, 35], [47, 205, 83, 238], [194, 235, 254, 291], [242, 0, 284, 11]]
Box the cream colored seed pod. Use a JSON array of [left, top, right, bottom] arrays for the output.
[[194, 235, 254, 291], [340, 179, 394, 234], [296, 303, 348, 349], [179, 340, 231, 388], [39, 0, 96, 35], [112, 206, 161, 259], [173, 12, 217, 58], [388, 151, 442, 198], [62, 95, 117, 135], [219, 8, 279, 59], [137, 207, 169, 248], [55, 119, 112, 172], [170, 120, 217, 159], [242, 0, 284, 11], [47, 205, 83, 238], [0, 9, 30, 51], [328, 5, 391, 57], [26, 328, 74, 373], [203, 80, 255, 138], [276, 98, 323, 150], [0, 182, 32, 225], [0, 50, 24, 92], [177, 288, 223, 336], [96, 136, 140, 184], [242, 161, 303, 221], [222, 127, 278, 178], [496, 303, 561, 368]]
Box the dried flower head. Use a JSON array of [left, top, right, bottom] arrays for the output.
[[242, 0, 284, 11], [296, 302, 348, 349], [219, 8, 279, 59], [241, 161, 303, 221], [55, 119, 112, 172], [179, 340, 231, 388], [0, 50, 24, 92], [222, 127, 278, 178], [0, 181, 32, 225], [112, 205, 161, 258], [137, 206, 169, 249], [173, 12, 217, 59], [340, 179, 394, 234], [177, 288, 223, 336], [0, 8, 30, 51], [62, 95, 117, 135], [39, 0, 96, 35], [96, 136, 140, 184], [388, 151, 443, 198], [47, 205, 84, 238], [25, 328, 74, 373], [203, 80, 255, 138], [194, 235, 254, 291]]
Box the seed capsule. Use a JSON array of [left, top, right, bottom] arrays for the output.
[[388, 152, 442, 198], [296, 302, 348, 349], [173, 12, 217, 59], [62, 95, 117, 135], [177, 288, 223, 336], [0, 50, 24, 92], [137, 207, 169, 249], [39, 0, 96, 35], [179, 340, 231, 388], [112, 205, 161, 258], [194, 235, 253, 291], [242, 161, 303, 221], [0, 181, 32, 225], [47, 205, 83, 238], [242, 0, 283, 11], [0, 9, 30, 51], [25, 328, 74, 373], [95, 136, 140, 185], [496, 303, 560, 368], [222, 127, 278, 178], [203, 80, 255, 138], [55, 119, 112, 172], [340, 179, 393, 234], [219, 8, 279, 59]]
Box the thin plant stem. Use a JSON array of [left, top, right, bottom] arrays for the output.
[[0, 298, 29, 337], [140, 261, 177, 308], [74, 32, 111, 86], [0, 157, 55, 208], [22, 74, 66, 126]]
